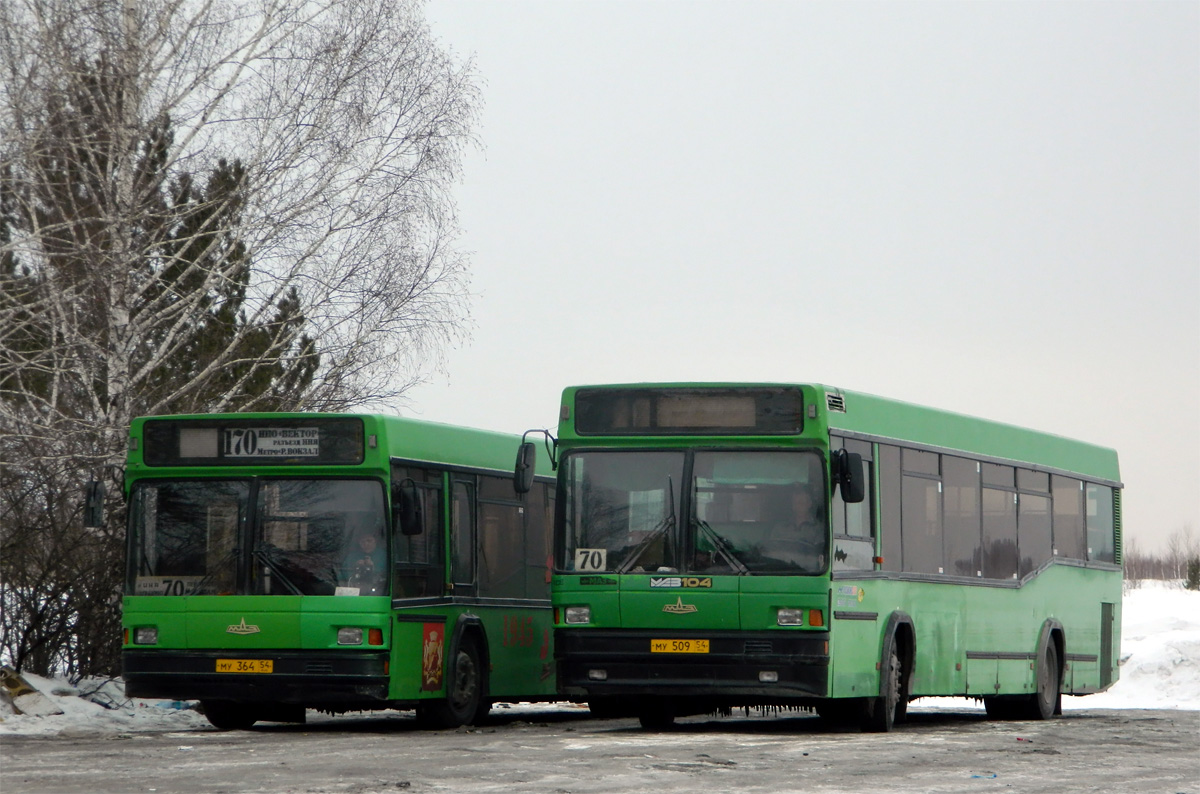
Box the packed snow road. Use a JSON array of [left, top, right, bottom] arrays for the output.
[[2, 706, 1197, 794]]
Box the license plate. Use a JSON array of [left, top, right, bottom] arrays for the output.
[[215, 658, 274, 673], [650, 639, 709, 654]]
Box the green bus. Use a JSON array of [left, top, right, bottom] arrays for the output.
[[521, 383, 1122, 731], [118, 413, 557, 730]]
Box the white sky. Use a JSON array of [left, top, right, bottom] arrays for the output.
[[405, 1, 1199, 553]]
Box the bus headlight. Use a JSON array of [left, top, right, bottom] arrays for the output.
[[777, 608, 803, 626], [564, 606, 591, 625], [337, 627, 364, 645], [133, 627, 158, 645]]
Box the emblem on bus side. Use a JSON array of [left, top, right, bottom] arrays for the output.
[[651, 577, 712, 588], [226, 618, 261, 635], [663, 597, 698, 615]]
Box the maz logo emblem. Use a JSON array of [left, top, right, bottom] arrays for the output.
[[662, 597, 698, 615], [226, 618, 261, 635]]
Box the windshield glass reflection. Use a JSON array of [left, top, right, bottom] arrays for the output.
[[560, 450, 827, 575], [127, 479, 388, 595]]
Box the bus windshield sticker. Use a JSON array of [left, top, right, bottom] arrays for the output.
[[574, 548, 608, 572], [135, 576, 204, 596]]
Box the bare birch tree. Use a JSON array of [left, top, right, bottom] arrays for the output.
[[0, 0, 479, 676]]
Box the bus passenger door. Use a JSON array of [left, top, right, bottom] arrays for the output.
[[451, 479, 476, 596]]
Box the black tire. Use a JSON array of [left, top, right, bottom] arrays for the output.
[[416, 639, 487, 729], [1027, 639, 1061, 720], [985, 637, 1062, 721], [200, 700, 257, 731], [862, 645, 904, 733], [815, 701, 859, 726], [637, 709, 676, 730], [587, 697, 632, 719]]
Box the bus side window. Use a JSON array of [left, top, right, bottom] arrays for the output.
[[524, 482, 554, 598], [877, 444, 902, 572], [451, 480, 476, 591], [900, 448, 943, 576], [1052, 476, 1086, 560], [832, 437, 875, 572], [1016, 470, 1051, 577], [1086, 484, 1115, 563], [982, 464, 1017, 579], [943, 456, 982, 577], [392, 464, 444, 598], [478, 475, 525, 600]]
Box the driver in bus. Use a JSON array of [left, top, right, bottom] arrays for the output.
[[757, 485, 825, 571], [342, 531, 387, 592]]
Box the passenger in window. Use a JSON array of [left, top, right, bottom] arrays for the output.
[[342, 532, 387, 593]]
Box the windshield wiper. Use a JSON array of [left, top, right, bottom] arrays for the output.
[[190, 546, 239, 594], [692, 516, 750, 575], [615, 477, 676, 574], [253, 545, 303, 595]]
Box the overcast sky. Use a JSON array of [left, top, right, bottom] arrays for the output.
[[407, 1, 1199, 553]]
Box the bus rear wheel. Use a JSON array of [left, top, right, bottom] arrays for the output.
[[200, 700, 257, 731], [416, 639, 488, 729], [1016, 638, 1062, 720], [984, 638, 1062, 721]]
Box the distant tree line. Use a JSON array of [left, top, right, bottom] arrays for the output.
[[1123, 526, 1200, 590], [1, 0, 478, 678]]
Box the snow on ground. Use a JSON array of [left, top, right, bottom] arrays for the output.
[[1, 581, 1196, 737]]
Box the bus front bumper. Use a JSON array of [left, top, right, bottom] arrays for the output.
[[555, 628, 830, 699], [122, 649, 390, 705]]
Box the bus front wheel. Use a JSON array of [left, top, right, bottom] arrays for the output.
[[862, 645, 906, 733], [200, 700, 257, 731], [417, 639, 488, 729], [637, 707, 676, 730]]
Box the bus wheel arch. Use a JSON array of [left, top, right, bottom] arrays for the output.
[[863, 611, 914, 733], [984, 619, 1065, 721], [417, 615, 491, 728]]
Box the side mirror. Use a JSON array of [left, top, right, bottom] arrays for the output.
[[513, 442, 537, 495], [84, 481, 106, 527], [834, 449, 866, 504], [395, 481, 423, 536]]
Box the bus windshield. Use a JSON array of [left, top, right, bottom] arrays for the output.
[[127, 479, 388, 596], [561, 450, 827, 575]]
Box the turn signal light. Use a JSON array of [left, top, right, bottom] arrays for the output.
[[808, 609, 824, 628], [368, 628, 384, 646]]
